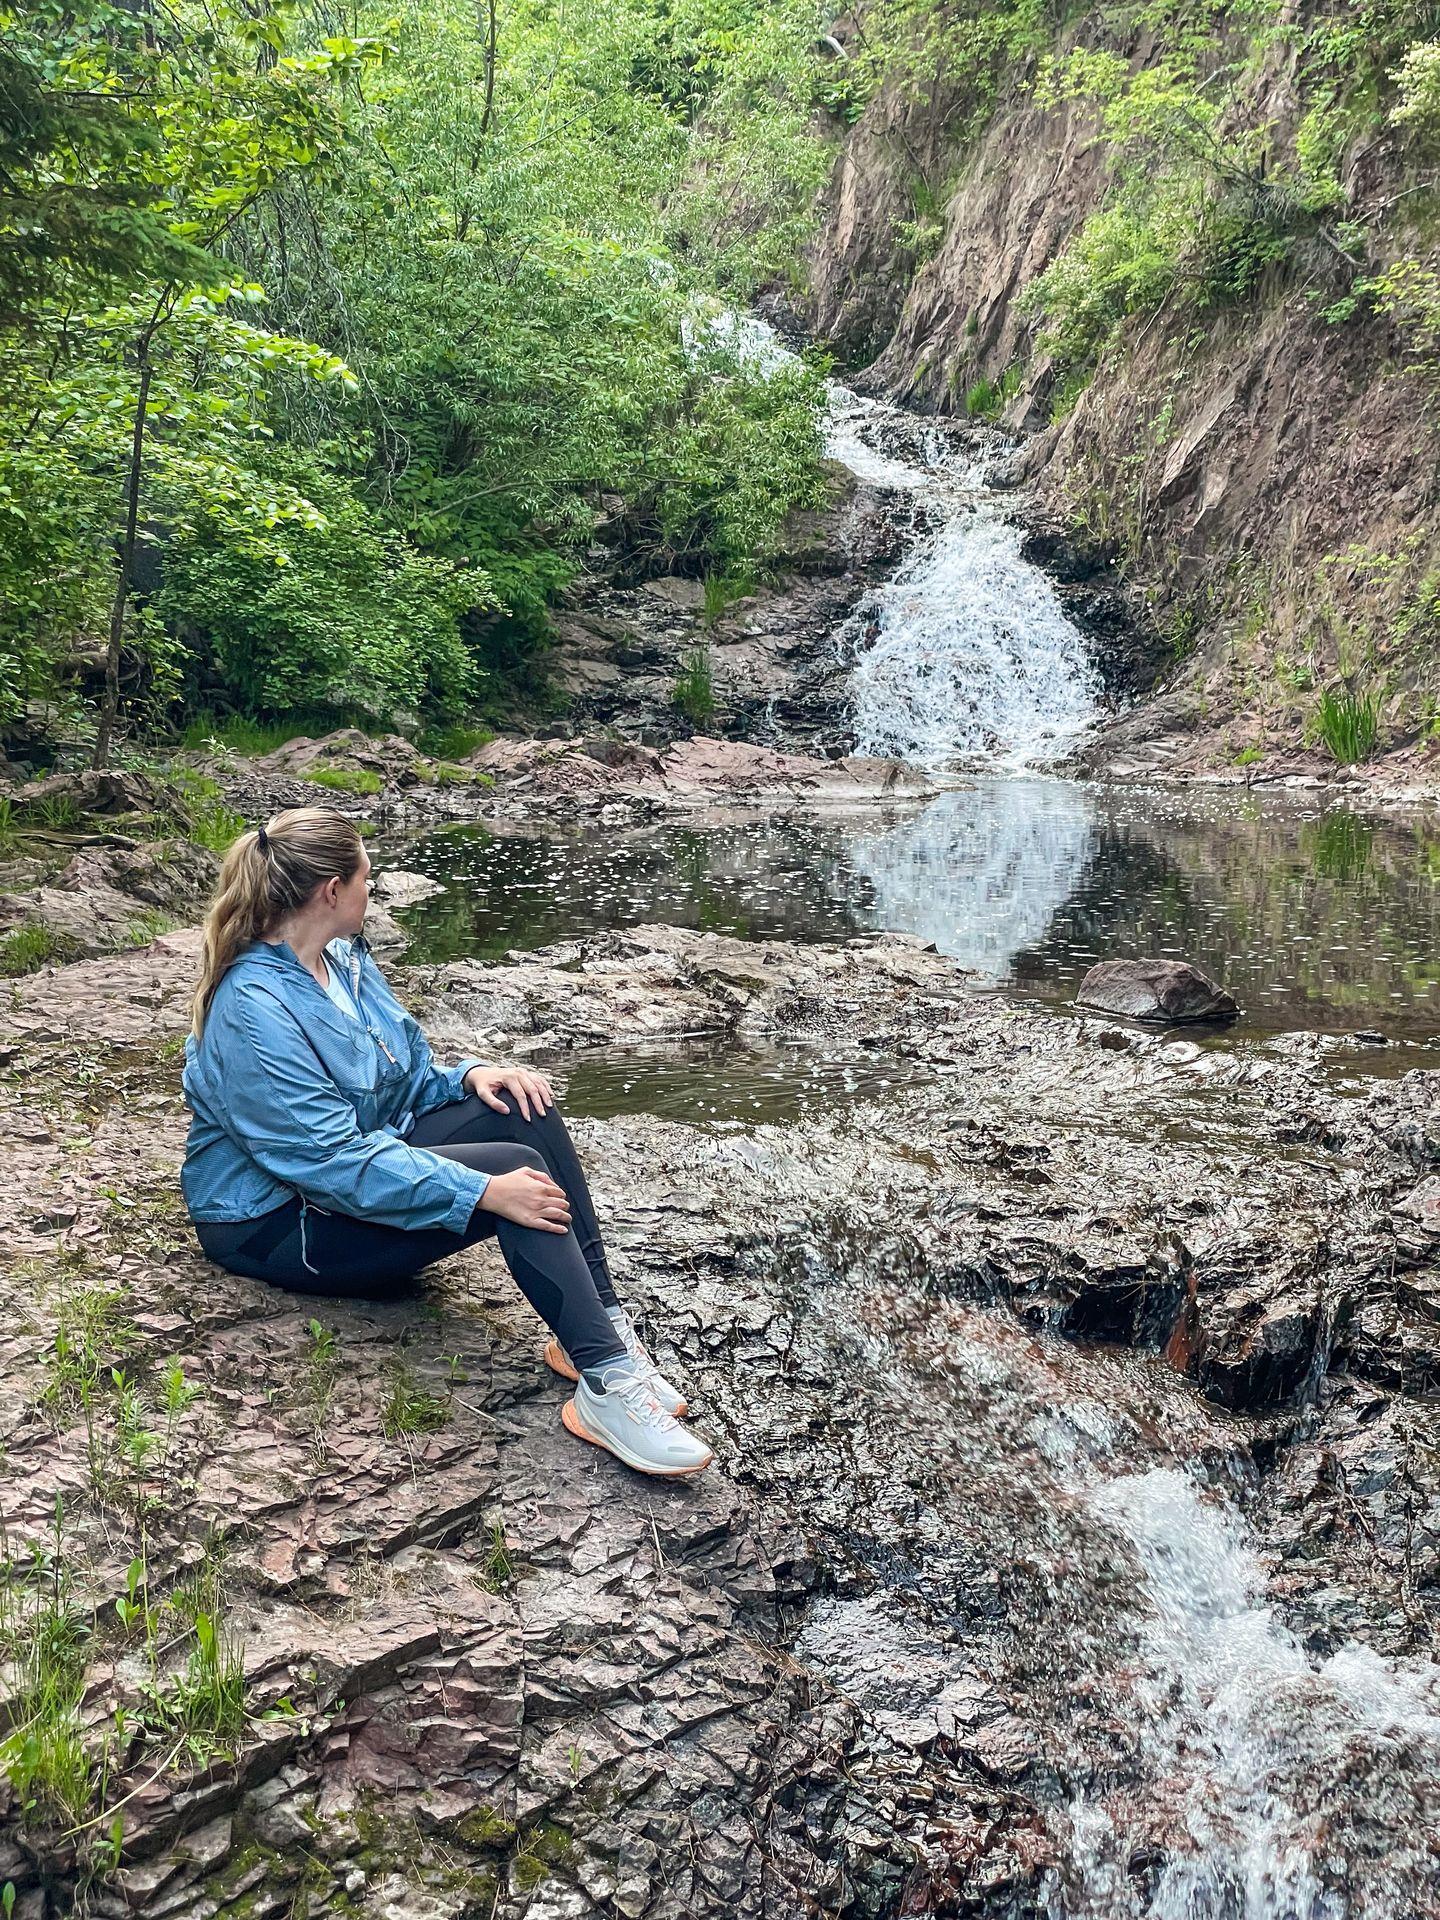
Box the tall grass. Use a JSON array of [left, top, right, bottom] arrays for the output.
[[1315, 688, 1378, 764], [673, 645, 715, 726]]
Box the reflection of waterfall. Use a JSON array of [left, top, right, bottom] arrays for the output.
[[847, 781, 1097, 975], [1060, 1468, 1440, 1920]]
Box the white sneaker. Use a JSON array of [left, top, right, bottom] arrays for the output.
[[561, 1358, 714, 1477], [544, 1305, 690, 1417]]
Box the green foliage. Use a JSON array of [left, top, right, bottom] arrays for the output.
[[305, 767, 383, 796], [156, 457, 485, 723], [1315, 686, 1380, 763], [2, 0, 830, 752], [381, 1354, 451, 1439], [964, 364, 1022, 418], [0, 1512, 96, 1827], [0, 924, 82, 977], [673, 646, 717, 726]]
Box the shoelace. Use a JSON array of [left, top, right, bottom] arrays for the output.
[[601, 1366, 679, 1432], [614, 1316, 669, 1395]]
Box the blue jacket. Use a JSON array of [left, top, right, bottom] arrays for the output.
[[182, 934, 488, 1256]]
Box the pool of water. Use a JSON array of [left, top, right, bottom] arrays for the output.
[[546, 1036, 937, 1126], [383, 777, 1440, 1041]]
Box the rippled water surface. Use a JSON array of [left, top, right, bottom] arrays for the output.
[[386, 777, 1440, 1040]]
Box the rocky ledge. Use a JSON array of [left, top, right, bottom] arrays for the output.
[[3, 922, 1438, 1916]]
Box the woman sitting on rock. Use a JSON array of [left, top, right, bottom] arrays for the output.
[[181, 806, 712, 1479]]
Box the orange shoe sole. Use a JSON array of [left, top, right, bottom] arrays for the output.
[[560, 1398, 713, 1476], [543, 1337, 580, 1383], [544, 1338, 689, 1417]]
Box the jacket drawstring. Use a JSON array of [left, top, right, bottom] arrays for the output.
[[298, 1195, 319, 1275]]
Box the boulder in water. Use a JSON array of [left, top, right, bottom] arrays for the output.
[[1075, 957, 1239, 1024]]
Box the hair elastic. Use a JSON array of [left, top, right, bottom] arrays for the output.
[[257, 826, 270, 854]]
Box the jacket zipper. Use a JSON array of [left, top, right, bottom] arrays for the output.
[[348, 935, 400, 1066]]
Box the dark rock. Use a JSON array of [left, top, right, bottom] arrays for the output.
[[1075, 957, 1239, 1024]]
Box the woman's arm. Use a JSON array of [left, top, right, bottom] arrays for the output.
[[218, 986, 489, 1233]]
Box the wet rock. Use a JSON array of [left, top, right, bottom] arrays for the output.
[[56, 838, 219, 915], [1194, 1280, 1324, 1410], [4, 920, 1440, 1917], [466, 732, 935, 816], [370, 868, 446, 909], [1075, 957, 1239, 1025]]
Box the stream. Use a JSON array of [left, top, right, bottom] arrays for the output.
[[395, 348, 1440, 1917]]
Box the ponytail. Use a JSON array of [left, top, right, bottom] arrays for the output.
[[190, 806, 365, 1041]]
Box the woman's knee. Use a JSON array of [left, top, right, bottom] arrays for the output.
[[448, 1141, 547, 1178]]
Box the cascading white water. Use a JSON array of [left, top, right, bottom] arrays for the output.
[[710, 312, 1100, 768], [1059, 1468, 1440, 1920], [826, 383, 1100, 770], [848, 510, 1100, 768]]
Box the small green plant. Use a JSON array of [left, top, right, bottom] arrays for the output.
[[0, 923, 82, 977], [186, 796, 248, 855], [305, 766, 384, 796], [141, 1555, 246, 1763], [381, 1354, 451, 1440], [0, 798, 16, 853], [1314, 687, 1379, 764], [1233, 745, 1264, 767], [478, 1522, 513, 1593], [700, 573, 754, 626], [305, 1319, 341, 1451], [418, 723, 494, 760], [672, 645, 715, 726], [21, 792, 81, 833], [964, 363, 1022, 420], [0, 1502, 100, 1828], [123, 909, 179, 949]]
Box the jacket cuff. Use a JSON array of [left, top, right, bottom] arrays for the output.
[[447, 1057, 485, 1104], [444, 1166, 490, 1233]]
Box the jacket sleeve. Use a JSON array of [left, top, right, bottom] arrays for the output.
[[219, 985, 490, 1232]]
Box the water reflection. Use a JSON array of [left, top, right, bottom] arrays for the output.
[[388, 780, 1440, 1039]]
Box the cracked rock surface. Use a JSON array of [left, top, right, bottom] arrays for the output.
[[1, 925, 1438, 1916]]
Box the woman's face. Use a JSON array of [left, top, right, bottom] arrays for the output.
[[323, 846, 373, 937]]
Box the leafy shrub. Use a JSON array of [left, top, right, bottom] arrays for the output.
[[156, 463, 490, 724]]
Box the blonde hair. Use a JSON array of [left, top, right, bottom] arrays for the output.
[[191, 806, 365, 1041]]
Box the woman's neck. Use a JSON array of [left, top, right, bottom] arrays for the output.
[[267, 917, 334, 979]]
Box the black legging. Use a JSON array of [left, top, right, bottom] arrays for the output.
[[192, 1095, 626, 1373]]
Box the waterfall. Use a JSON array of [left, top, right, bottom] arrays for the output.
[[826, 384, 1100, 770], [709, 311, 1100, 769], [1059, 1467, 1440, 1920]]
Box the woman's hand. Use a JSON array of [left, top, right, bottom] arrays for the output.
[[463, 1065, 554, 1121], [478, 1167, 570, 1233]]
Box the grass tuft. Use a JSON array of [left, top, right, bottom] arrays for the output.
[[672, 645, 715, 727], [306, 767, 384, 797], [1315, 687, 1378, 764]]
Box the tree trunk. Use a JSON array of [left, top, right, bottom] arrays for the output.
[[93, 352, 153, 771]]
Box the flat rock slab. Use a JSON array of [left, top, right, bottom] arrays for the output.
[[1075, 956, 1239, 1023]]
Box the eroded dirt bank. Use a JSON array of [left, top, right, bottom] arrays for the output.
[[3, 914, 1438, 1917]]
